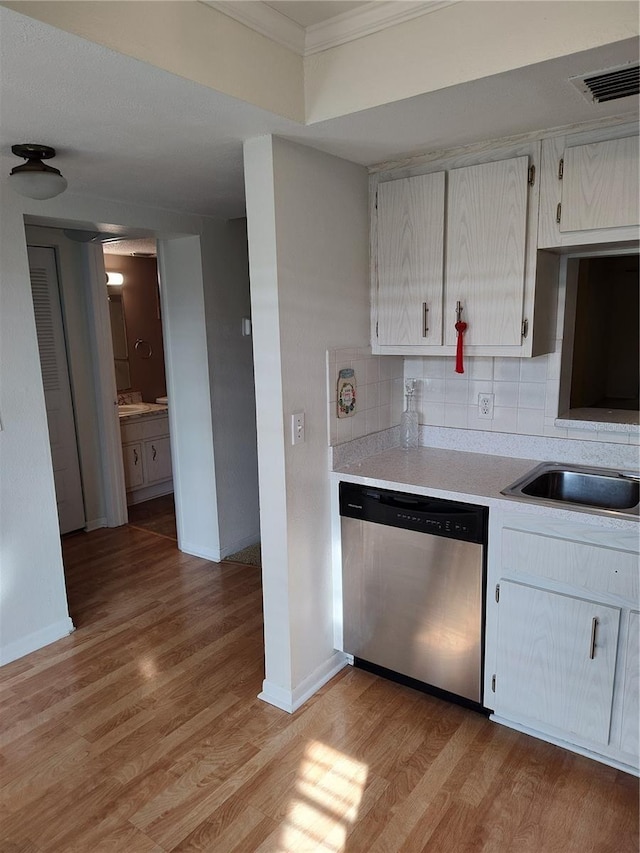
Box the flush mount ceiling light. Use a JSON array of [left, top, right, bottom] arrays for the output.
[[9, 143, 68, 199]]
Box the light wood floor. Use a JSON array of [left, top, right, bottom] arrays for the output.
[[1, 526, 637, 852]]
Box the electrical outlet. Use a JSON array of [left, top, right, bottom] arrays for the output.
[[291, 412, 305, 445], [478, 393, 494, 419]]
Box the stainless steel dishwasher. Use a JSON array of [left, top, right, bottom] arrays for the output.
[[340, 482, 488, 709]]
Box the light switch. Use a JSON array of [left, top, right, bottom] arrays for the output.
[[291, 412, 305, 445]]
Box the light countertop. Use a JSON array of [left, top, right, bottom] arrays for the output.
[[332, 446, 639, 528], [118, 403, 168, 420]]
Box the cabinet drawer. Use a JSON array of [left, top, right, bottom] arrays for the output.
[[120, 420, 144, 443], [502, 528, 638, 601], [141, 416, 169, 440]]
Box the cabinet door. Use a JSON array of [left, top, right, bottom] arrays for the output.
[[620, 611, 639, 758], [144, 436, 172, 483], [495, 580, 620, 745], [560, 136, 639, 232], [445, 156, 528, 347], [122, 442, 144, 489], [377, 172, 445, 347]]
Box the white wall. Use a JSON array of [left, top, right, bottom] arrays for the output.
[[244, 136, 370, 711], [0, 202, 73, 664], [200, 218, 260, 556], [304, 1, 639, 121], [157, 234, 221, 561], [5, 0, 304, 121]]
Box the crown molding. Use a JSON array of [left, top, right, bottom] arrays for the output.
[[202, 1, 457, 58], [305, 1, 457, 56], [201, 1, 306, 55]]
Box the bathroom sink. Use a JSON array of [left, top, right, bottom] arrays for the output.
[[501, 462, 639, 515], [118, 403, 152, 416]]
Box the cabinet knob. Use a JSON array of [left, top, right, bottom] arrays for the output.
[[133, 448, 139, 465], [152, 445, 157, 461]]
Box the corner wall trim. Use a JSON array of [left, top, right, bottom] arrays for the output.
[[0, 617, 75, 667], [258, 651, 349, 713], [179, 541, 222, 563]]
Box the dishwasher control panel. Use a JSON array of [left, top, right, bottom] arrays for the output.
[[340, 482, 488, 544]]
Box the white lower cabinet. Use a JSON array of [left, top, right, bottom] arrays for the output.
[[487, 510, 639, 774], [620, 611, 639, 758], [143, 435, 172, 483], [120, 414, 173, 505], [495, 580, 619, 745], [122, 442, 144, 489]]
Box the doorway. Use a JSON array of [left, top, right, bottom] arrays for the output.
[[104, 244, 177, 526]]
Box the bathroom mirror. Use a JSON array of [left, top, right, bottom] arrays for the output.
[[107, 285, 131, 391]]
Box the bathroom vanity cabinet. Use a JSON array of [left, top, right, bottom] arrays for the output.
[[120, 413, 173, 505]]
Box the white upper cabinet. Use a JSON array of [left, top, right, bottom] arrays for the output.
[[538, 123, 640, 248], [444, 157, 528, 348], [372, 141, 558, 359], [377, 172, 445, 347], [560, 136, 639, 232]]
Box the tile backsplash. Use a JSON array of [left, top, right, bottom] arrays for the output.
[[327, 344, 638, 450], [405, 343, 638, 447], [327, 347, 404, 445]]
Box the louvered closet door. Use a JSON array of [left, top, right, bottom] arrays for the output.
[[28, 246, 85, 534]]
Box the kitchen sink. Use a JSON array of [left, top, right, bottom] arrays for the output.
[[501, 462, 639, 515]]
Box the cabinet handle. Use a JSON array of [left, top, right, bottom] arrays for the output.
[[422, 302, 429, 337], [152, 444, 157, 461], [133, 448, 139, 465], [589, 617, 598, 660]]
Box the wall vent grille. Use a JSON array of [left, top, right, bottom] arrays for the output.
[[570, 64, 639, 104]]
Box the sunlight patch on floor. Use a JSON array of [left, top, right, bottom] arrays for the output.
[[278, 739, 368, 852], [138, 655, 158, 679]]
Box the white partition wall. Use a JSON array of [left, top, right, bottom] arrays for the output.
[[244, 136, 370, 711], [157, 235, 221, 561], [0, 199, 74, 664]]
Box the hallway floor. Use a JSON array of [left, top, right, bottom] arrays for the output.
[[0, 526, 637, 851], [127, 494, 177, 541]]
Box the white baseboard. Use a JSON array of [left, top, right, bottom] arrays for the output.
[[491, 714, 639, 777], [84, 517, 107, 532], [179, 540, 222, 562], [126, 481, 173, 506], [259, 651, 349, 714], [0, 617, 75, 667], [219, 532, 261, 559]]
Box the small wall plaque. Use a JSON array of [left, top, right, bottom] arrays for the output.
[[337, 368, 357, 418]]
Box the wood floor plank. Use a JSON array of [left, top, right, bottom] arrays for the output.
[[0, 522, 637, 853]]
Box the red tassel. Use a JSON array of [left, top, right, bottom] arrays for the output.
[[455, 321, 467, 374]]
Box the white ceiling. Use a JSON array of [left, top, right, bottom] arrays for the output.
[[1, 5, 638, 223], [264, 1, 368, 28]]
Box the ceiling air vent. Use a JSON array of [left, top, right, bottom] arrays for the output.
[[570, 64, 640, 104]]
